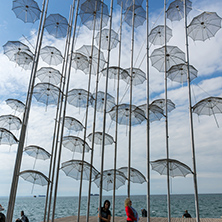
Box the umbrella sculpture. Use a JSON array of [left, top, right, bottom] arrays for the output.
[[92, 91, 116, 112], [24, 145, 51, 169], [62, 116, 84, 132], [167, 63, 198, 84], [87, 131, 114, 145], [166, 0, 192, 22], [45, 13, 69, 39], [151, 99, 176, 113], [67, 89, 93, 108], [123, 68, 146, 86], [3, 41, 33, 62], [124, 5, 146, 28], [0, 128, 18, 146], [62, 136, 91, 153], [19, 170, 49, 192], [14, 51, 33, 70], [138, 104, 164, 122], [100, 66, 129, 80], [187, 11, 222, 41], [149, 25, 172, 46], [36, 67, 62, 85], [109, 104, 146, 125], [118, 167, 146, 184], [150, 158, 193, 177], [40, 46, 63, 66], [71, 52, 89, 73], [150, 45, 185, 72], [24, 145, 51, 160], [61, 160, 99, 181], [79, 0, 109, 30], [12, 0, 41, 23], [117, 0, 144, 11], [33, 83, 62, 107], [0, 115, 22, 131], [93, 169, 127, 191], [5, 98, 25, 113], [76, 45, 106, 75], [95, 28, 119, 50], [67, 88, 93, 108], [193, 96, 222, 128]]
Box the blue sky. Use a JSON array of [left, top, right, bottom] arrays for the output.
[[0, 0, 222, 203]]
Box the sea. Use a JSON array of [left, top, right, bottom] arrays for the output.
[[0, 194, 221, 222]]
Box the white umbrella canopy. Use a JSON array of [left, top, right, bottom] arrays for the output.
[[62, 136, 91, 153], [188, 11, 222, 41], [193, 96, 222, 127], [118, 167, 146, 184], [5, 98, 25, 113], [100, 66, 129, 80], [24, 145, 51, 160], [40, 46, 63, 66], [87, 131, 114, 145], [150, 158, 193, 177], [61, 160, 99, 181], [151, 99, 176, 113], [166, 0, 192, 21], [0, 115, 22, 131], [12, 0, 41, 23], [167, 63, 198, 84], [62, 116, 84, 132], [95, 28, 119, 50], [149, 25, 172, 46], [71, 52, 89, 73], [36, 67, 62, 85], [0, 128, 18, 146], [93, 169, 127, 191], [123, 68, 146, 86], [19, 170, 49, 186], [150, 45, 185, 72], [92, 91, 116, 113]]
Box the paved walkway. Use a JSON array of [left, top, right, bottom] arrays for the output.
[[53, 216, 222, 222]]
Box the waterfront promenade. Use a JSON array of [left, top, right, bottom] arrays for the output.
[[53, 216, 222, 222]]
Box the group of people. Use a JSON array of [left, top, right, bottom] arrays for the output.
[[98, 199, 192, 222], [0, 201, 191, 222], [0, 205, 29, 222]]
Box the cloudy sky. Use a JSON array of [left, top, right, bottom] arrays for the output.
[[0, 0, 221, 203]]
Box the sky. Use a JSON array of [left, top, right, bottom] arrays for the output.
[[0, 0, 222, 205]]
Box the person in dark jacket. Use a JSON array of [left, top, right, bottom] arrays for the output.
[[182, 210, 192, 218], [98, 200, 111, 222]]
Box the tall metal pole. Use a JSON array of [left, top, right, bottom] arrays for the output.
[[112, 2, 122, 222], [78, 3, 99, 222], [145, 0, 150, 222], [183, 1, 200, 221], [51, 1, 80, 221], [45, 2, 75, 222], [6, 0, 49, 221], [164, 0, 171, 222], [128, 0, 135, 198]]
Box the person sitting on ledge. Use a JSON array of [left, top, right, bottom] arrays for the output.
[[182, 210, 192, 218]]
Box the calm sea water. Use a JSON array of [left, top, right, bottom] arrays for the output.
[[0, 194, 221, 222]]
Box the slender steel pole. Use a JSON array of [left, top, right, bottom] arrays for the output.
[[6, 0, 49, 221], [164, 0, 171, 222], [78, 3, 98, 222], [51, 1, 80, 221], [112, 2, 122, 222], [183, 1, 200, 221], [45, 2, 75, 222], [146, 0, 150, 222], [127, 0, 135, 198]]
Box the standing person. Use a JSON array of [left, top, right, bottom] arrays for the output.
[[182, 210, 192, 218], [98, 200, 111, 222], [125, 198, 139, 222]]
